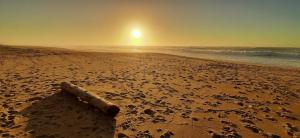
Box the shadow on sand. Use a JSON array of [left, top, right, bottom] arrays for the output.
[[20, 92, 116, 138]]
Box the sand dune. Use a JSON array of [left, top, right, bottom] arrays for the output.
[[0, 46, 300, 138]]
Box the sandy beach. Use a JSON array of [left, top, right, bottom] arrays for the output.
[[0, 45, 300, 138]]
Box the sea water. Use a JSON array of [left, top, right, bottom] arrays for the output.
[[73, 46, 300, 68], [159, 47, 300, 68]]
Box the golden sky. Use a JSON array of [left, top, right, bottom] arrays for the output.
[[0, 0, 299, 47]]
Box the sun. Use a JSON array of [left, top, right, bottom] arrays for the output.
[[131, 29, 141, 39], [129, 27, 143, 46]]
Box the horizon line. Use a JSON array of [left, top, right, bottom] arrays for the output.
[[0, 43, 299, 49]]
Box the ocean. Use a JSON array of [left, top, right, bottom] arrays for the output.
[[159, 47, 300, 68], [73, 46, 300, 68]]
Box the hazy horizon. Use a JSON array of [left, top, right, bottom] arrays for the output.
[[1, 0, 300, 47]]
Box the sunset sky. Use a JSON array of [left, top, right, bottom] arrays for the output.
[[0, 0, 299, 47]]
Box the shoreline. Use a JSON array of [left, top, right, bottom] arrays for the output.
[[2, 45, 299, 71]]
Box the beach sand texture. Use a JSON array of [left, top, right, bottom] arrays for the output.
[[1, 46, 300, 138]]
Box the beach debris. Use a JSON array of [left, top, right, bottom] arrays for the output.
[[120, 121, 131, 130], [144, 109, 156, 116], [243, 123, 262, 133], [157, 128, 162, 132], [152, 115, 167, 123], [136, 130, 153, 138], [263, 133, 281, 138], [192, 117, 199, 121], [208, 130, 223, 138], [60, 82, 120, 117], [284, 123, 299, 136], [208, 128, 241, 138], [160, 131, 174, 138], [117, 133, 129, 138]]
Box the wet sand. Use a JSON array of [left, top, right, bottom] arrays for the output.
[[1, 45, 300, 138]]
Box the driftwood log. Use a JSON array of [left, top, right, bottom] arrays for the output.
[[61, 82, 120, 117]]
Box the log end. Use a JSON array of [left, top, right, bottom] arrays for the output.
[[107, 105, 120, 117]]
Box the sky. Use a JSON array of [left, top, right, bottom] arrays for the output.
[[0, 0, 299, 47]]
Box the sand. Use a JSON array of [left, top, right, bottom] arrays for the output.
[[0, 45, 300, 138]]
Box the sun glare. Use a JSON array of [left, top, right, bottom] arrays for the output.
[[132, 29, 141, 39]]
